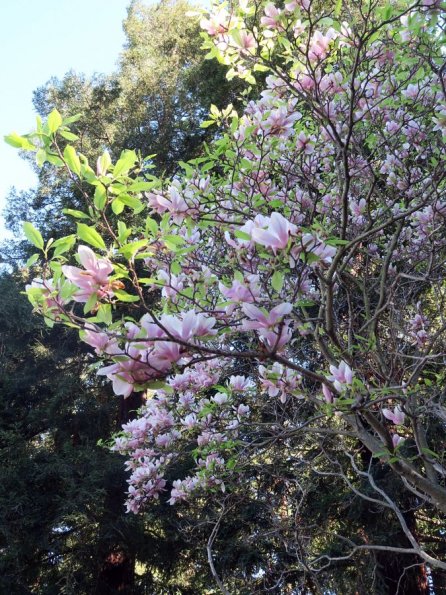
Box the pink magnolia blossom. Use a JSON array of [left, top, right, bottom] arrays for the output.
[[81, 326, 120, 355], [158, 270, 185, 299], [263, 107, 301, 137], [350, 198, 367, 225], [285, 0, 310, 11], [296, 131, 315, 154], [402, 84, 419, 100], [408, 310, 430, 347], [250, 212, 298, 253], [319, 71, 343, 94], [258, 324, 292, 351], [26, 278, 68, 314], [392, 434, 405, 448], [219, 277, 260, 309], [147, 184, 194, 224], [260, 4, 282, 29], [234, 30, 257, 52], [308, 30, 336, 62], [322, 384, 333, 403], [144, 310, 217, 343], [97, 337, 178, 398], [327, 361, 354, 392], [382, 406, 405, 426], [229, 375, 254, 391], [259, 363, 301, 402], [151, 341, 182, 366], [421, 0, 441, 8], [295, 72, 316, 91], [167, 479, 189, 505], [182, 413, 198, 429], [62, 245, 117, 303], [200, 8, 230, 36], [300, 233, 337, 265], [212, 393, 229, 405], [237, 404, 250, 417], [433, 107, 446, 134], [242, 302, 293, 330]]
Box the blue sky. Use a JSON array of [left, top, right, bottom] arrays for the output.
[[0, 0, 131, 238]]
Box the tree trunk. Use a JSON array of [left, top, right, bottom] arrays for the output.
[[95, 548, 135, 594]]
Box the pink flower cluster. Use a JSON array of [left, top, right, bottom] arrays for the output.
[[83, 310, 218, 398], [259, 363, 301, 403], [62, 245, 119, 303], [326, 361, 354, 392], [242, 303, 293, 351], [112, 364, 255, 511]]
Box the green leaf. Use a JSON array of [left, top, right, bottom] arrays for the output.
[[36, 149, 47, 167], [178, 161, 194, 176], [113, 149, 137, 177], [234, 230, 251, 241], [26, 286, 44, 306], [117, 194, 144, 213], [119, 240, 148, 260], [300, 252, 320, 264], [297, 299, 316, 307], [271, 271, 284, 292], [137, 277, 159, 285], [200, 120, 215, 129], [201, 160, 215, 173], [59, 129, 79, 141], [25, 253, 39, 267], [111, 198, 124, 215], [372, 449, 391, 459], [164, 240, 179, 252], [46, 153, 64, 166], [96, 303, 112, 325], [52, 234, 76, 257], [163, 235, 186, 251], [97, 151, 112, 175], [94, 183, 107, 210], [77, 223, 106, 250], [62, 208, 90, 219], [146, 380, 170, 390], [163, 234, 185, 246], [117, 221, 132, 243], [421, 447, 439, 459], [171, 260, 181, 275], [253, 63, 269, 72], [128, 181, 157, 192], [84, 292, 98, 314], [23, 222, 44, 250], [113, 289, 140, 302], [326, 238, 349, 246], [47, 109, 63, 134], [63, 145, 81, 175], [4, 132, 35, 150], [145, 217, 158, 236], [379, 4, 394, 20], [335, 0, 342, 17], [63, 113, 82, 125]]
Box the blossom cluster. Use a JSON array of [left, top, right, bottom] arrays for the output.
[[21, 0, 446, 514]]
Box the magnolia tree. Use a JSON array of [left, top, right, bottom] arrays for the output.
[[8, 0, 446, 587]]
